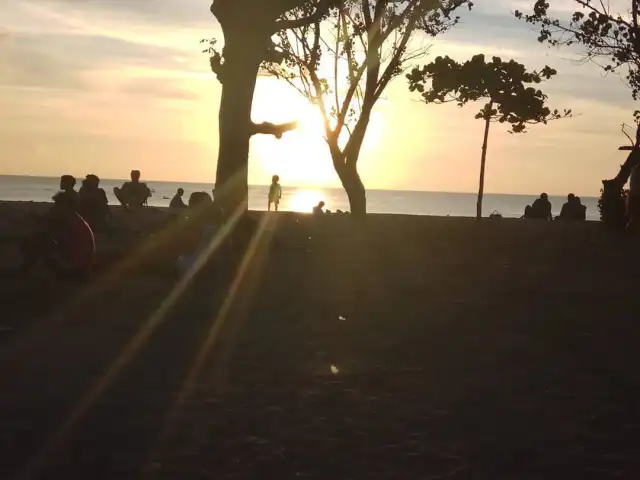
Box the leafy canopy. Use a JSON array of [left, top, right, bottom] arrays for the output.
[[263, 0, 472, 138], [515, 0, 640, 101], [407, 54, 570, 132]]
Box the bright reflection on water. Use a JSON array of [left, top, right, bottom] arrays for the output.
[[285, 189, 325, 213]]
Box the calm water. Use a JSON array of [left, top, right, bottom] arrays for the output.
[[0, 175, 600, 220]]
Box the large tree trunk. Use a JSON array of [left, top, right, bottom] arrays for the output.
[[213, 30, 264, 216], [600, 145, 640, 227], [330, 110, 371, 216], [335, 160, 367, 216]]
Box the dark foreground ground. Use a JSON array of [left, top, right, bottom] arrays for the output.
[[1, 207, 639, 479]]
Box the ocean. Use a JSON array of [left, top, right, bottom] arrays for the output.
[[0, 175, 601, 221]]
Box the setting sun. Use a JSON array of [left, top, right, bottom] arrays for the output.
[[285, 189, 325, 213], [250, 80, 386, 189]]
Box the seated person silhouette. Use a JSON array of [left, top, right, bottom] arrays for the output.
[[78, 174, 110, 231], [170, 188, 187, 209], [558, 193, 586, 221], [20, 192, 95, 279], [188, 191, 212, 209], [57, 174, 79, 208], [176, 193, 221, 276], [575, 197, 587, 220], [525, 193, 553, 220], [113, 170, 151, 208], [313, 201, 325, 216]]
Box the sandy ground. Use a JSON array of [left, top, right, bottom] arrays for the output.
[[1, 202, 639, 479]]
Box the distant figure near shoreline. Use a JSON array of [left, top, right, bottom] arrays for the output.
[[524, 193, 553, 220], [55, 175, 79, 209], [558, 193, 586, 221], [20, 191, 95, 279], [170, 188, 186, 209], [114, 170, 151, 209], [268, 175, 282, 212], [78, 174, 110, 231]]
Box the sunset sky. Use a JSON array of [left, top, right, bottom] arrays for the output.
[[0, 0, 637, 196]]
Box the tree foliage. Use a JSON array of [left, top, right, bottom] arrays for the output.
[[258, 0, 473, 214], [407, 54, 569, 129], [514, 0, 640, 103]]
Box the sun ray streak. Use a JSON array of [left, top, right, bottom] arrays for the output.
[[14, 205, 246, 480], [143, 213, 276, 471]]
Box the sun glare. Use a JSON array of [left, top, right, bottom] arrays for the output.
[[286, 189, 325, 213], [252, 80, 386, 188]]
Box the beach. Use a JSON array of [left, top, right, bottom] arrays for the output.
[[1, 201, 639, 479], [0, 175, 603, 220]]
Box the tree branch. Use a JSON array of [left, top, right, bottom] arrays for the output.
[[273, 0, 338, 32], [250, 121, 298, 138]]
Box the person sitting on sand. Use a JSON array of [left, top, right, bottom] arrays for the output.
[[558, 193, 584, 221], [78, 174, 110, 231], [170, 188, 186, 209], [525, 193, 553, 220], [20, 192, 95, 279], [313, 201, 325, 216], [113, 170, 151, 209], [56, 175, 80, 208], [575, 197, 587, 221], [188, 191, 212, 209], [268, 175, 282, 212], [176, 194, 222, 276]]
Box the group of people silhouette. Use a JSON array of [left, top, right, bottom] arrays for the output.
[[19, 167, 232, 280], [20, 170, 155, 279], [19, 169, 592, 281], [523, 193, 587, 221]]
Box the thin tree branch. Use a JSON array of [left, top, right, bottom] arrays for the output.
[[273, 0, 337, 32]]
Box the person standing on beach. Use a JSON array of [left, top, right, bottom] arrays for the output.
[[268, 175, 282, 212], [113, 170, 151, 209]]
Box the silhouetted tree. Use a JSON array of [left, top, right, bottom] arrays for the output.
[[515, 0, 640, 102], [407, 55, 570, 218], [261, 0, 472, 216], [208, 0, 341, 216]]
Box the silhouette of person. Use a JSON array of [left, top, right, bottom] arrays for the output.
[[21, 192, 95, 279], [559, 193, 581, 220], [170, 188, 186, 209], [531, 193, 553, 220], [188, 191, 212, 209], [54, 175, 79, 208], [176, 195, 223, 276], [78, 174, 110, 231], [268, 175, 282, 212], [575, 196, 587, 221], [313, 201, 325, 216], [113, 170, 151, 208]]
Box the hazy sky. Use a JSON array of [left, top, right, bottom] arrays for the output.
[[0, 0, 637, 195]]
